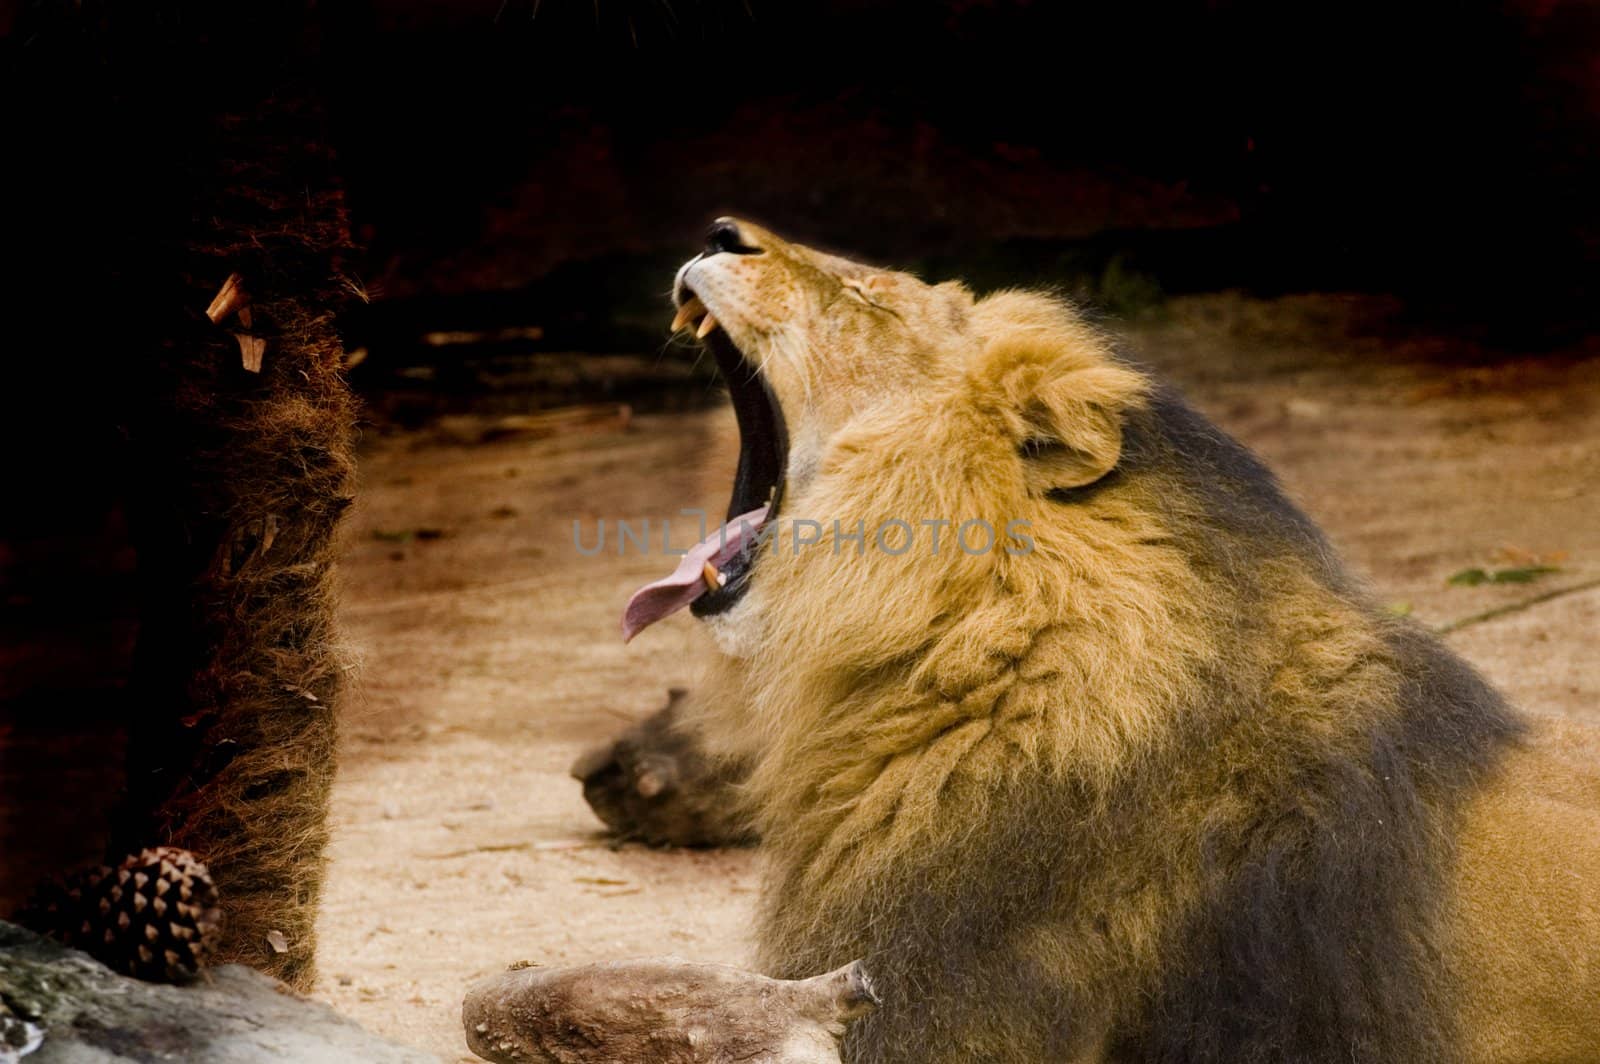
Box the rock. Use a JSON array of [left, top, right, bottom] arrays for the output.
[[462, 957, 876, 1064], [0, 921, 436, 1063]]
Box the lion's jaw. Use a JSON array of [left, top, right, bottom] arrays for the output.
[[619, 219, 978, 640], [675, 218, 976, 494]]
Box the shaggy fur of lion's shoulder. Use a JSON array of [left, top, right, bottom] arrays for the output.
[[691, 294, 1524, 1064], [1102, 390, 1524, 1063]]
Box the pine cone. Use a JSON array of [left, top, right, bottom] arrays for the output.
[[20, 847, 222, 984]]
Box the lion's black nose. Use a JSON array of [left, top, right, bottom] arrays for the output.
[[706, 218, 760, 256]]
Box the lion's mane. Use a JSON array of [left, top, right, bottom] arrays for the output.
[[691, 291, 1522, 1063]]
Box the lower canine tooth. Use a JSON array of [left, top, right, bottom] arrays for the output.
[[671, 297, 705, 333], [696, 313, 719, 339], [702, 562, 723, 590]]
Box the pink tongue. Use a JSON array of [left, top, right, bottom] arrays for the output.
[[622, 506, 769, 642]]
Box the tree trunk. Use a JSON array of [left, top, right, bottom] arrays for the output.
[[114, 76, 357, 993], [3, 1, 360, 990]]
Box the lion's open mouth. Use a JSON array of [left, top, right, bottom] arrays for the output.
[[620, 289, 787, 642], [693, 314, 789, 611]]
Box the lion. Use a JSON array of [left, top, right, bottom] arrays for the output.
[[618, 217, 1600, 1063]]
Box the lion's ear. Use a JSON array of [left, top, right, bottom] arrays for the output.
[[1014, 376, 1127, 492], [1013, 365, 1141, 493], [969, 293, 1148, 494]]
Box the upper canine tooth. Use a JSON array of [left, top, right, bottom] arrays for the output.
[[696, 313, 719, 339], [671, 297, 705, 333]]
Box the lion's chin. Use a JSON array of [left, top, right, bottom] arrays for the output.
[[702, 594, 765, 659]]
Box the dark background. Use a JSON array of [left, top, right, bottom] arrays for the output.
[[7, 0, 1599, 373], [5, 0, 1596, 556], [330, 0, 1598, 325]]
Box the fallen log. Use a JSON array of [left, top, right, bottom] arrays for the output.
[[462, 957, 876, 1064]]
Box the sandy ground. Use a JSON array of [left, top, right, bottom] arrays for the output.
[[314, 294, 1600, 1060]]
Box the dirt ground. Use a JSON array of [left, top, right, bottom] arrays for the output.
[[313, 293, 1600, 1060]]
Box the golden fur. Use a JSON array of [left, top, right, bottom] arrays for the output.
[[673, 220, 1600, 1062]]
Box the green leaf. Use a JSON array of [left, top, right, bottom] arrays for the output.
[[1490, 565, 1560, 584], [1447, 565, 1561, 587]]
